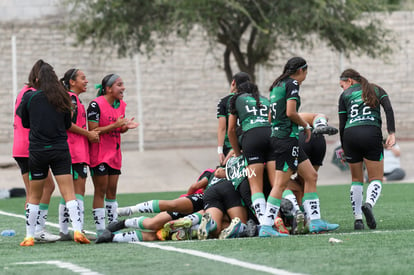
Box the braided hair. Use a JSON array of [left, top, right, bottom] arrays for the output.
[[340, 69, 380, 108], [269, 57, 307, 92]]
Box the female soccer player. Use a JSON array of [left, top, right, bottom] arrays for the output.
[[338, 68, 395, 230], [58, 68, 100, 240], [87, 74, 138, 236], [263, 57, 338, 237], [18, 62, 89, 246]]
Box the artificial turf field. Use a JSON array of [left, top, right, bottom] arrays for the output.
[[1, 183, 413, 275]]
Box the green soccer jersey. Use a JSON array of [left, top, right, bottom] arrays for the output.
[[269, 78, 301, 139], [234, 93, 270, 132], [338, 84, 384, 129]]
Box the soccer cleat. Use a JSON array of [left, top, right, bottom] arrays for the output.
[[117, 207, 133, 217], [274, 217, 290, 235], [95, 229, 114, 244], [171, 228, 190, 241], [20, 237, 35, 246], [156, 228, 170, 241], [34, 230, 61, 242], [293, 210, 305, 235], [280, 198, 294, 217], [219, 217, 242, 239], [362, 203, 377, 229], [163, 218, 192, 232], [198, 212, 212, 240], [354, 219, 364, 230], [245, 219, 258, 237], [259, 225, 289, 238], [312, 125, 338, 136], [107, 220, 126, 232], [74, 231, 91, 244], [309, 219, 339, 233], [59, 232, 73, 241]]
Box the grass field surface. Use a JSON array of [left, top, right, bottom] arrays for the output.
[[1, 183, 413, 275]]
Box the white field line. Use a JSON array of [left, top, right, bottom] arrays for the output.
[[13, 261, 103, 275], [132, 241, 307, 275], [1, 210, 305, 275], [4, 209, 414, 275]]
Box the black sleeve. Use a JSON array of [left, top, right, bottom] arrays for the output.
[[378, 88, 395, 133], [87, 101, 100, 122], [71, 95, 78, 124], [217, 96, 227, 118], [285, 79, 300, 101], [197, 170, 213, 181], [338, 95, 347, 146], [64, 110, 72, 130], [17, 93, 31, 128]]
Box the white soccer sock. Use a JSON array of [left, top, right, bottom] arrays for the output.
[[35, 203, 48, 233], [113, 231, 141, 243], [93, 207, 106, 233], [125, 216, 148, 230], [66, 200, 82, 232], [76, 195, 84, 229], [350, 182, 363, 220], [303, 193, 321, 221], [366, 180, 382, 207], [313, 116, 328, 128], [184, 213, 202, 225], [58, 199, 70, 234], [133, 200, 160, 213], [282, 190, 300, 215], [262, 196, 280, 226], [105, 199, 118, 224], [25, 203, 39, 238], [251, 193, 266, 225]]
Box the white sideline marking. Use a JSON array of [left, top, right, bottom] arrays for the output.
[[133, 242, 306, 275], [0, 210, 304, 275], [14, 261, 103, 275]]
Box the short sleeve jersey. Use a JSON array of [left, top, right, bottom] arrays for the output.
[[269, 78, 301, 139], [234, 93, 270, 132], [338, 84, 385, 129], [216, 93, 234, 148], [18, 90, 71, 151]]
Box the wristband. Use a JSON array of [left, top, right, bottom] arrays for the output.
[[305, 123, 311, 130], [217, 146, 223, 154]]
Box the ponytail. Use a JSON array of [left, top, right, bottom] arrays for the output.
[[340, 69, 379, 108], [269, 57, 307, 91]]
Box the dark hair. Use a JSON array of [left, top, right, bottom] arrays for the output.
[[37, 63, 72, 112], [233, 72, 251, 90], [340, 68, 380, 108], [60, 68, 78, 90], [269, 57, 307, 91], [26, 59, 45, 89], [230, 82, 261, 115]]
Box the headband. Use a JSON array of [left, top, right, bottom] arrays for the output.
[[95, 74, 120, 97], [70, 69, 79, 80], [106, 74, 120, 88], [298, 63, 308, 70]]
